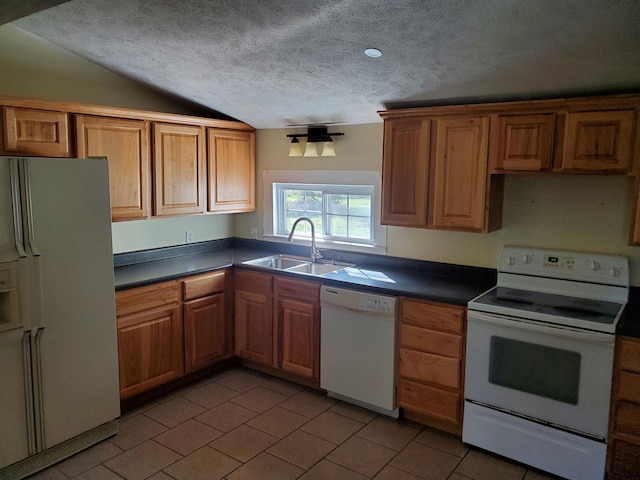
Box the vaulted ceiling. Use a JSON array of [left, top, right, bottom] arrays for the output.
[[6, 0, 640, 128]]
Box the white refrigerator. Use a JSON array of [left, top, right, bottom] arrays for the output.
[[0, 157, 120, 479]]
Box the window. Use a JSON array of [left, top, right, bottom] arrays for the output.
[[275, 184, 374, 244], [263, 170, 386, 253]]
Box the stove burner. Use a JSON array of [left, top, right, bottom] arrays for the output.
[[553, 305, 603, 319]]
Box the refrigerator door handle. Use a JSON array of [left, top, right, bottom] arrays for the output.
[[21, 160, 41, 257], [22, 330, 37, 456], [9, 159, 27, 258], [30, 326, 46, 452]]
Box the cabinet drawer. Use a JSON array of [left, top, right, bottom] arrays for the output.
[[398, 378, 460, 424], [608, 438, 640, 479], [275, 276, 320, 303], [399, 348, 461, 389], [235, 269, 272, 295], [401, 324, 462, 358], [116, 281, 179, 317], [402, 299, 465, 333], [182, 271, 226, 301], [618, 370, 640, 404], [615, 401, 640, 437], [619, 338, 640, 373]]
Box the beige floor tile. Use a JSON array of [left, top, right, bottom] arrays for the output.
[[374, 465, 423, 479], [327, 435, 397, 477], [163, 445, 241, 480], [195, 401, 258, 432], [109, 414, 167, 450], [279, 389, 337, 418], [28, 467, 68, 479], [300, 459, 369, 479], [356, 416, 421, 451], [119, 400, 161, 421], [142, 397, 207, 428], [230, 386, 288, 412], [146, 472, 175, 480], [448, 475, 473, 480], [246, 405, 309, 438], [300, 411, 365, 444], [454, 450, 527, 480], [267, 429, 337, 469], [210, 424, 279, 462], [182, 382, 240, 409], [71, 464, 124, 479], [103, 440, 181, 480], [524, 469, 558, 479], [329, 401, 378, 423], [153, 418, 223, 455], [261, 377, 306, 397], [215, 369, 268, 392], [226, 452, 304, 480], [55, 440, 122, 477], [389, 441, 461, 480], [413, 427, 469, 457]]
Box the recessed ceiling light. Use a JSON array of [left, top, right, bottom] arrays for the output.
[[364, 48, 382, 58]]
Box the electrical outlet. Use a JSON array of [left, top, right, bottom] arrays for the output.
[[250, 227, 258, 239], [186, 230, 194, 243]]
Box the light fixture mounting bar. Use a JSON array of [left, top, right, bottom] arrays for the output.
[[287, 127, 344, 143]]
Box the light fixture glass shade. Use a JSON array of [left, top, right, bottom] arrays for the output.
[[320, 141, 336, 156], [303, 142, 318, 157], [288, 138, 303, 157]]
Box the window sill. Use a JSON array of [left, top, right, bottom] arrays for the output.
[[262, 235, 387, 255]]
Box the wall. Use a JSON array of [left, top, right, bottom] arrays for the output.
[[235, 123, 640, 286], [0, 24, 234, 253]]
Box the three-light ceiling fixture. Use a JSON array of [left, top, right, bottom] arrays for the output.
[[287, 127, 344, 157]]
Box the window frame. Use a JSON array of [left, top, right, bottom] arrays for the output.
[[263, 170, 387, 254]]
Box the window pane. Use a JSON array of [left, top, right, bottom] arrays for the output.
[[349, 216, 371, 239], [349, 195, 371, 217], [328, 194, 348, 215], [328, 215, 348, 237]]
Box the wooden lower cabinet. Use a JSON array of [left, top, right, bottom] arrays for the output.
[[607, 336, 640, 479], [182, 271, 228, 374], [275, 277, 320, 380], [397, 297, 466, 435], [234, 270, 274, 366], [116, 281, 183, 399]]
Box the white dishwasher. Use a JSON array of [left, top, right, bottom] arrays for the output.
[[320, 286, 398, 417]]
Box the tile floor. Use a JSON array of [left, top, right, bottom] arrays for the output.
[[31, 368, 558, 480]]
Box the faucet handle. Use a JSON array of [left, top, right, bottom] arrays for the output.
[[313, 248, 323, 261]]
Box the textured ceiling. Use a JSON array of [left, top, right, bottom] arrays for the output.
[[12, 0, 640, 128]]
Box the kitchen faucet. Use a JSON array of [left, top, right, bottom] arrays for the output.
[[287, 217, 323, 262]]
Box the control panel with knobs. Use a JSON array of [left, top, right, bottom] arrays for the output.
[[499, 246, 628, 287]]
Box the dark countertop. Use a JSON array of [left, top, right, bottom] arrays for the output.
[[114, 239, 496, 306], [617, 294, 640, 338]]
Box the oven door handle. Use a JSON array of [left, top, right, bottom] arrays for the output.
[[468, 311, 615, 345]]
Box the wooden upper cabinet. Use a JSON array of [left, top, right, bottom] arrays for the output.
[[381, 118, 430, 227], [491, 113, 555, 172], [152, 123, 206, 216], [2, 107, 71, 157], [431, 117, 489, 231], [75, 115, 150, 221], [207, 129, 255, 213], [558, 110, 635, 172]]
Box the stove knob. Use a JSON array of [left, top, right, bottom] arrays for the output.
[[506, 256, 516, 266], [521, 254, 532, 264], [609, 267, 620, 277], [589, 261, 600, 271]]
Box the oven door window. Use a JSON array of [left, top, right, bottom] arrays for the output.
[[489, 336, 581, 405]]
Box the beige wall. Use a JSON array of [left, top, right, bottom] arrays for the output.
[[1, 24, 234, 253], [236, 124, 640, 286]]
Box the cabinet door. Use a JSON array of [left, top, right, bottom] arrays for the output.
[[381, 118, 430, 226], [560, 110, 635, 172], [234, 270, 273, 366], [278, 297, 320, 379], [207, 129, 255, 213], [2, 106, 71, 157], [431, 117, 489, 231], [492, 113, 555, 171], [75, 115, 150, 221], [152, 123, 205, 215], [117, 304, 183, 399], [184, 293, 225, 374]]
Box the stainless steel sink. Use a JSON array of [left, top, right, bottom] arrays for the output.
[[242, 254, 353, 276]]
